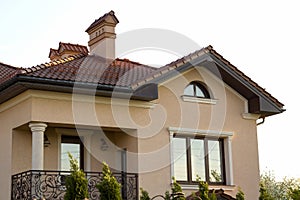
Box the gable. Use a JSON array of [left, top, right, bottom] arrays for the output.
[[132, 46, 284, 117], [157, 67, 248, 129]]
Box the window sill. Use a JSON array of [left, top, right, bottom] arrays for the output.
[[181, 184, 236, 191], [181, 96, 218, 105]]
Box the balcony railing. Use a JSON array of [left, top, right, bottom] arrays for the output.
[[11, 170, 138, 200]]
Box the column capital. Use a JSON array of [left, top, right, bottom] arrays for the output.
[[29, 122, 47, 132]]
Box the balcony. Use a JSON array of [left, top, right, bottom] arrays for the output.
[[11, 170, 138, 200]]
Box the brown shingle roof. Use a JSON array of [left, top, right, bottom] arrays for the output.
[[57, 42, 89, 55], [49, 48, 59, 56], [0, 45, 284, 113], [23, 54, 155, 87], [0, 62, 22, 85]]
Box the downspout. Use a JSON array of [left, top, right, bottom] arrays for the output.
[[257, 117, 265, 126]]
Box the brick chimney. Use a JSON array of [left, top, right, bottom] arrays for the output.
[[85, 11, 119, 59]]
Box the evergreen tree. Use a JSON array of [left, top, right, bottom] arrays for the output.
[[64, 152, 89, 200], [96, 162, 122, 200], [140, 188, 151, 200], [171, 177, 185, 200], [196, 176, 209, 200]]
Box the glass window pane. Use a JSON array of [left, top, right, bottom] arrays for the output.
[[195, 86, 205, 97], [61, 143, 80, 171], [208, 140, 223, 182], [184, 84, 194, 96], [173, 137, 188, 181], [190, 139, 206, 181]]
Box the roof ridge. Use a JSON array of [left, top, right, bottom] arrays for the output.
[[0, 61, 22, 70], [131, 47, 207, 88], [22, 54, 85, 74], [115, 58, 157, 70], [59, 42, 88, 48]]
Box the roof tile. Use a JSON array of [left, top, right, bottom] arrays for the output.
[[23, 55, 156, 87], [0, 62, 22, 85]]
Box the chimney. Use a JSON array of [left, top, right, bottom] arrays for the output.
[[85, 10, 119, 59]]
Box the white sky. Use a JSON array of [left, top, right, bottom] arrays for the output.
[[1, 0, 299, 180]]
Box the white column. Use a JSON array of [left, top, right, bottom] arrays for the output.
[[224, 136, 234, 185], [29, 122, 47, 170]]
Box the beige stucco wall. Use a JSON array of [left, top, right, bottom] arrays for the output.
[[136, 67, 260, 199], [1, 66, 260, 199], [0, 95, 33, 200]]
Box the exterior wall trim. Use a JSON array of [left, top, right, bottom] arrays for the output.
[[168, 127, 233, 138], [181, 184, 236, 191], [181, 96, 218, 105], [242, 113, 261, 120], [0, 90, 156, 114]]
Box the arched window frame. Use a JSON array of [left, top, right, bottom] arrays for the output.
[[182, 81, 217, 105], [184, 81, 210, 98]]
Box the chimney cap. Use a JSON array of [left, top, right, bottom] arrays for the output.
[[85, 10, 119, 33]]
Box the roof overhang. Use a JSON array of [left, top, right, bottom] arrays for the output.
[[0, 75, 158, 104]]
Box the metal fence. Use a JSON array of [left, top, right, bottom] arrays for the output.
[[11, 170, 138, 200]]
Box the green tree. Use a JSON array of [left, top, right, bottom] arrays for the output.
[[96, 162, 122, 200], [260, 171, 300, 200], [290, 187, 300, 200], [259, 183, 274, 200], [64, 152, 89, 200]]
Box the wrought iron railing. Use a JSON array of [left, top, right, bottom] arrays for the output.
[[11, 170, 138, 200]]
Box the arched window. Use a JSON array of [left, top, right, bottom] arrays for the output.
[[184, 81, 210, 98]]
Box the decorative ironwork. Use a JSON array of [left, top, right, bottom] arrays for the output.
[[11, 170, 138, 200]]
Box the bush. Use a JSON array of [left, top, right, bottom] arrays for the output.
[[64, 152, 89, 200], [96, 162, 122, 200], [236, 187, 245, 200], [171, 177, 185, 200], [140, 188, 151, 200], [260, 171, 300, 200], [196, 176, 209, 200]]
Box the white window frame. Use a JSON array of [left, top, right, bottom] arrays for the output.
[[168, 127, 234, 186]]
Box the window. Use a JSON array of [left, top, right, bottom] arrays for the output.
[[173, 135, 225, 185], [61, 136, 84, 171], [184, 81, 210, 98]]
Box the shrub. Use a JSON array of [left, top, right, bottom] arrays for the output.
[[140, 188, 151, 200], [171, 177, 185, 200], [96, 162, 122, 200], [196, 176, 209, 200], [64, 152, 89, 200], [236, 187, 245, 200]]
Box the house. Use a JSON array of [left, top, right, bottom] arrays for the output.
[[0, 10, 284, 200]]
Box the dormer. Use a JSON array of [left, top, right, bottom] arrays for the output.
[[49, 48, 60, 61], [48, 42, 88, 61], [85, 10, 119, 59]]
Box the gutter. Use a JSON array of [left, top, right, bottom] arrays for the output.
[[0, 75, 158, 104]]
